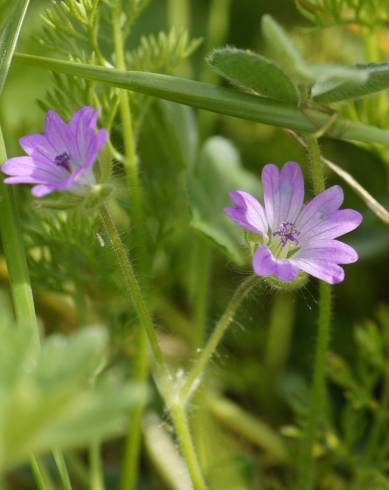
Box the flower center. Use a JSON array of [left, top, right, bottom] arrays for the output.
[[54, 152, 71, 171], [273, 222, 300, 248]]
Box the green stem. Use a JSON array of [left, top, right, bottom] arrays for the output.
[[53, 450, 72, 490], [120, 330, 149, 490], [111, 4, 146, 273], [180, 275, 258, 403], [297, 135, 332, 490], [29, 456, 53, 490], [170, 402, 207, 490], [167, 0, 190, 31], [112, 6, 150, 489], [99, 204, 166, 378], [0, 126, 39, 349], [199, 0, 232, 136], [89, 443, 105, 490], [99, 205, 207, 489]]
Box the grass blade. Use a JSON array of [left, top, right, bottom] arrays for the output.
[[0, 1, 30, 94], [14, 52, 389, 146]]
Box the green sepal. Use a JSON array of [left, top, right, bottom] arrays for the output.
[[265, 272, 308, 291]]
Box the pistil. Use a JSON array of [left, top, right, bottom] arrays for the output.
[[54, 152, 71, 171]]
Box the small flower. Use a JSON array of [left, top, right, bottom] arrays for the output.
[[225, 162, 363, 284], [1, 107, 108, 197]]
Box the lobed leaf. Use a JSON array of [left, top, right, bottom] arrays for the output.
[[0, 315, 147, 473]]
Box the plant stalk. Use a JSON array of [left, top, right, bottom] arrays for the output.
[[0, 126, 39, 348], [180, 275, 258, 403], [297, 135, 332, 490], [89, 443, 105, 490], [99, 205, 208, 489], [111, 6, 150, 490], [170, 402, 207, 490], [52, 450, 72, 490]]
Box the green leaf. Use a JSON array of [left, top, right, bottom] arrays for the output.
[[261, 14, 307, 81], [14, 52, 389, 146], [354, 469, 389, 490], [0, 0, 30, 95], [0, 315, 147, 472], [151, 100, 198, 169], [312, 62, 389, 103], [260, 15, 369, 91], [207, 47, 299, 104], [187, 137, 258, 265], [0, 0, 38, 347]]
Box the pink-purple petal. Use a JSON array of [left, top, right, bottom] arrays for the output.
[[224, 191, 269, 237], [262, 162, 304, 230], [290, 257, 345, 284], [32, 184, 56, 197], [296, 185, 344, 234], [301, 209, 363, 242], [295, 239, 358, 264], [1, 106, 108, 197], [2, 155, 68, 182], [19, 134, 56, 159], [44, 110, 70, 154], [253, 245, 300, 281]]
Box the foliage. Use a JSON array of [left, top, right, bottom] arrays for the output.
[[1, 0, 389, 489], [0, 299, 146, 473], [295, 0, 389, 29]]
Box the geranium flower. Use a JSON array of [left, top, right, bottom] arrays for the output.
[[225, 162, 362, 284], [1, 107, 108, 197]]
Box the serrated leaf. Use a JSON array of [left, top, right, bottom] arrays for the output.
[[187, 137, 258, 265], [312, 62, 389, 102]]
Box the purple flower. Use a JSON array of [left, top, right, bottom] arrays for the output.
[[1, 107, 108, 197], [225, 162, 363, 284]]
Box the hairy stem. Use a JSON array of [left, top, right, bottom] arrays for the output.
[[180, 275, 258, 403], [99, 205, 208, 489], [297, 135, 332, 490], [100, 205, 166, 376], [170, 402, 207, 490], [120, 330, 149, 490]]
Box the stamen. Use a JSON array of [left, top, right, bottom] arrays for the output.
[[273, 222, 300, 247], [54, 152, 71, 171]]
